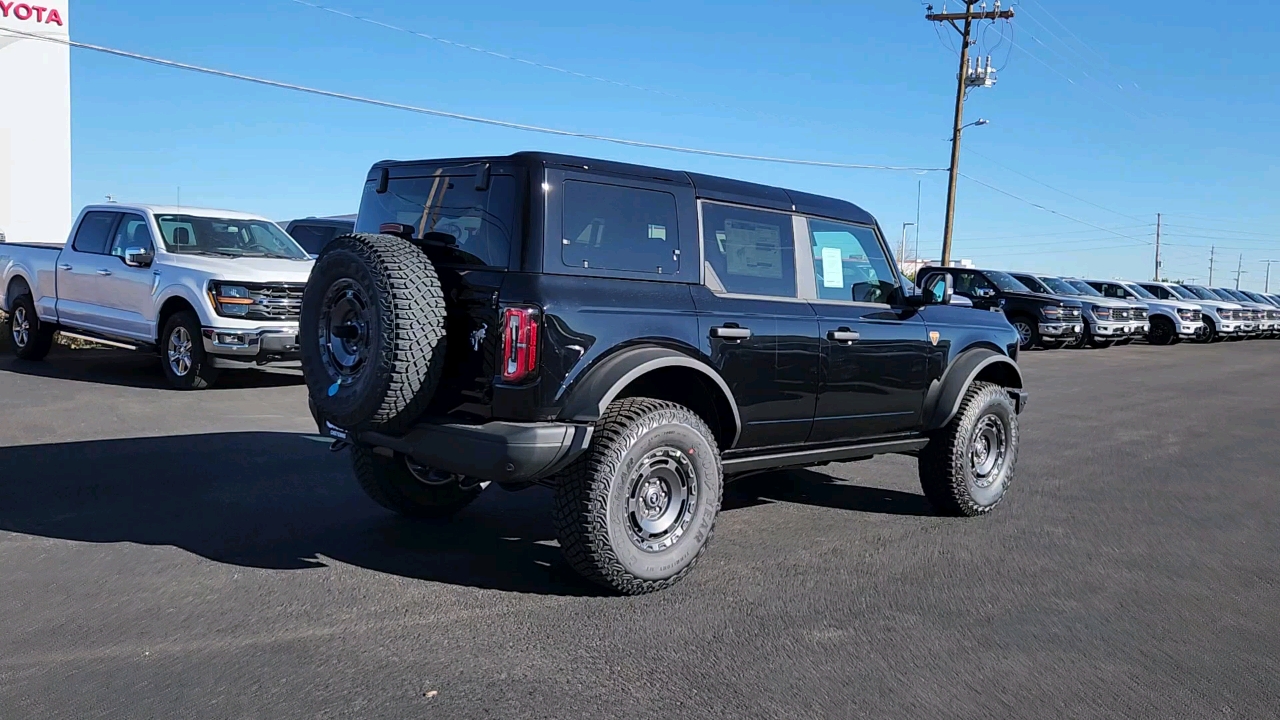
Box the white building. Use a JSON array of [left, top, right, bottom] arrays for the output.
[[0, 1, 71, 245]]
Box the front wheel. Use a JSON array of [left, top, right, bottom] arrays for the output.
[[553, 398, 723, 595], [351, 446, 488, 519], [1148, 317, 1176, 346], [919, 382, 1019, 517], [1010, 317, 1039, 351], [160, 311, 219, 389], [7, 294, 54, 361]]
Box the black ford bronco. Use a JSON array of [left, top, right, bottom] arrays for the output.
[[301, 152, 1027, 594]]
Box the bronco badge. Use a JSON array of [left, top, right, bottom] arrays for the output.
[[929, 331, 940, 346]]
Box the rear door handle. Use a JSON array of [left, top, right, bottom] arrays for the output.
[[58, 263, 73, 271], [711, 326, 752, 341], [96, 269, 113, 276], [827, 329, 861, 344]]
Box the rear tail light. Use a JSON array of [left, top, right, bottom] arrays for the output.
[[501, 306, 540, 384]]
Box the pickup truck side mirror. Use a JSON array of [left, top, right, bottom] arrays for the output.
[[123, 247, 154, 268]]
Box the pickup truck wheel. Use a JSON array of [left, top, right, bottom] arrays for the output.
[[7, 294, 54, 361], [1066, 323, 1088, 349], [301, 233, 446, 434], [1148, 317, 1176, 346], [350, 446, 487, 520], [1010, 317, 1039, 350], [918, 381, 1018, 517], [160, 311, 219, 389], [553, 398, 723, 595]]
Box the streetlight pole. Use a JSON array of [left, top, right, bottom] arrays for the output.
[[1261, 260, 1279, 293], [900, 222, 916, 269]]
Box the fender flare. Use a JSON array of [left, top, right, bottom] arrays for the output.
[[921, 348, 1024, 431], [559, 346, 743, 448]]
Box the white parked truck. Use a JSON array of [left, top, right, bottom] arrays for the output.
[[1, 204, 313, 388]]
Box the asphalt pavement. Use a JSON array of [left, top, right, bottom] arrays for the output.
[[1, 340, 1277, 719]]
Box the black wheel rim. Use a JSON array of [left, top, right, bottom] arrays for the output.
[[11, 306, 29, 348], [969, 415, 1009, 490], [626, 447, 699, 553], [318, 280, 372, 386]]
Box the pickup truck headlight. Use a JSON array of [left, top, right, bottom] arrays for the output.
[[209, 282, 254, 317], [1177, 308, 1196, 321], [1093, 307, 1111, 321], [1041, 305, 1062, 319]]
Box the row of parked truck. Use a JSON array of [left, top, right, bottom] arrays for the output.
[[920, 265, 1280, 350]]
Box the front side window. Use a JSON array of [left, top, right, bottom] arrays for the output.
[[985, 271, 1030, 293], [953, 271, 995, 297], [807, 219, 898, 304], [109, 214, 155, 258], [1066, 279, 1105, 297], [702, 203, 796, 297], [1039, 277, 1082, 296], [356, 171, 518, 268], [72, 212, 119, 255], [561, 180, 679, 274], [155, 215, 308, 260]]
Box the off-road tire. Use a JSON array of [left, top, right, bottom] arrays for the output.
[[301, 233, 446, 434], [553, 398, 723, 595], [918, 382, 1019, 517], [1010, 315, 1039, 351], [160, 310, 220, 389], [351, 446, 486, 520], [7, 293, 54, 361]]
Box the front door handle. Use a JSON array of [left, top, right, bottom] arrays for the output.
[[828, 328, 861, 344], [96, 269, 113, 276], [58, 263, 73, 271], [711, 325, 752, 341]]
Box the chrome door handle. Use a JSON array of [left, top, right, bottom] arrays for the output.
[[58, 263, 73, 271], [828, 329, 861, 344], [96, 269, 113, 276], [711, 326, 752, 341]]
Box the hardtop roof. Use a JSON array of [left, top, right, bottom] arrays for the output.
[[367, 151, 878, 227]]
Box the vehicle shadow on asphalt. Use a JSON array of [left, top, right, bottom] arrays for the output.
[[0, 432, 932, 597], [0, 346, 304, 390]]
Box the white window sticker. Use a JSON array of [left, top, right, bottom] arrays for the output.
[[723, 220, 783, 279], [648, 224, 667, 241], [821, 247, 844, 289]]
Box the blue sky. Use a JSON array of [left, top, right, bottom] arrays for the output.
[[68, 0, 1280, 290]]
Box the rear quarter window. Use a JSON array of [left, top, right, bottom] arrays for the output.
[[560, 180, 680, 275], [72, 212, 119, 254]]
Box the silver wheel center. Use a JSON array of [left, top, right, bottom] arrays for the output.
[[12, 306, 30, 348], [969, 415, 1008, 488], [168, 326, 193, 376], [626, 447, 699, 554]]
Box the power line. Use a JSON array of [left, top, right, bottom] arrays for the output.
[[957, 172, 1154, 244], [1160, 223, 1280, 239], [1, 27, 946, 173], [953, 224, 1152, 242], [963, 144, 1148, 222]]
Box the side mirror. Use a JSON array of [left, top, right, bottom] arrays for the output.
[[123, 247, 153, 268], [975, 287, 997, 299], [916, 272, 954, 306]]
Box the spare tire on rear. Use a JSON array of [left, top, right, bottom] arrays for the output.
[[301, 233, 447, 434]]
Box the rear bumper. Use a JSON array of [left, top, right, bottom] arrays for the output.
[[324, 418, 594, 484]]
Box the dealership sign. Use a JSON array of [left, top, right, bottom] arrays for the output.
[[0, 2, 63, 26]]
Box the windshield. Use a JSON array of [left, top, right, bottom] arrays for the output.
[[984, 271, 1030, 293], [1065, 279, 1105, 297], [155, 215, 308, 260], [1038, 276, 1081, 295], [1224, 289, 1251, 303], [1011, 274, 1050, 294], [1123, 282, 1156, 299], [1183, 286, 1221, 301], [1168, 285, 1197, 300], [1209, 288, 1238, 301]]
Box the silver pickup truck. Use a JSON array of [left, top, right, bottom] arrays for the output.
[[1, 203, 313, 389]]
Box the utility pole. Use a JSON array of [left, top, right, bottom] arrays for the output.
[[1209, 246, 1216, 286], [1234, 254, 1246, 290], [927, 0, 1015, 267], [1154, 213, 1162, 281], [1261, 260, 1279, 293]]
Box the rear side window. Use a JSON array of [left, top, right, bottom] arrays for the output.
[[561, 180, 679, 274], [356, 172, 518, 268], [289, 224, 340, 255], [701, 203, 796, 297], [73, 212, 119, 254]]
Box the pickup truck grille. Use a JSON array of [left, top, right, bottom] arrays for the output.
[[1062, 307, 1082, 321], [1112, 308, 1131, 321], [242, 283, 304, 321], [1267, 310, 1280, 320], [1132, 308, 1148, 321]]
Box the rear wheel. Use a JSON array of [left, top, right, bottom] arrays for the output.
[[919, 382, 1019, 517], [553, 398, 723, 595], [351, 446, 488, 519], [301, 233, 447, 433], [7, 294, 54, 361]]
